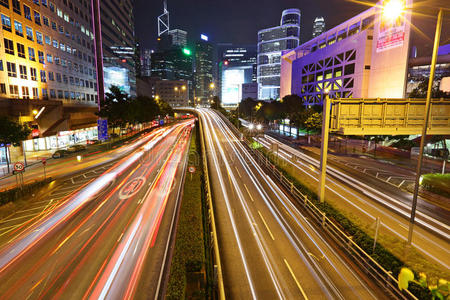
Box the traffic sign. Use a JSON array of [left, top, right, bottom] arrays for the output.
[[97, 119, 108, 141], [188, 166, 196, 173], [13, 162, 25, 172], [42, 158, 46, 165]]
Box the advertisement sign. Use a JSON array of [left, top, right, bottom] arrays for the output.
[[97, 119, 108, 141], [376, 0, 406, 53]]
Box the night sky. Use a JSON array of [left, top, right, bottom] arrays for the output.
[[134, 0, 450, 55]]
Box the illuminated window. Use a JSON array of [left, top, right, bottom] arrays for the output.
[[38, 51, 44, 63], [7, 62, 17, 77], [23, 5, 31, 20], [10, 85, 19, 97], [32, 87, 38, 98], [17, 43, 25, 58], [57, 8, 62, 18], [40, 70, 46, 82], [30, 67, 37, 80], [53, 39, 58, 48], [36, 31, 43, 45], [34, 11, 41, 25], [63, 13, 69, 22], [46, 54, 53, 63], [19, 65, 27, 79], [14, 20, 23, 36], [4, 39, 14, 55], [26, 26, 33, 41], [45, 35, 51, 45], [22, 86, 30, 99], [1, 14, 11, 32]]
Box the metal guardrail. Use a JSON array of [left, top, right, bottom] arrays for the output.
[[198, 119, 226, 300], [215, 110, 418, 300]]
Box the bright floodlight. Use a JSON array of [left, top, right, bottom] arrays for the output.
[[256, 124, 262, 130], [249, 123, 255, 130], [383, 0, 403, 21]]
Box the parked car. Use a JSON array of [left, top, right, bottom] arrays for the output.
[[67, 145, 86, 153], [52, 149, 70, 159]]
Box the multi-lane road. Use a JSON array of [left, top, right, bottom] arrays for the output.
[[0, 120, 194, 298], [255, 134, 450, 270], [198, 108, 384, 299]]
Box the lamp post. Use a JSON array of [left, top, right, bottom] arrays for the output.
[[318, 89, 331, 202], [408, 8, 444, 245]]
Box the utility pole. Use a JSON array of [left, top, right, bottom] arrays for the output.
[[408, 8, 443, 245], [318, 91, 331, 202]]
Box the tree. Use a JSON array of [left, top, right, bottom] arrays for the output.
[[0, 116, 31, 173], [96, 85, 131, 134], [157, 99, 174, 117], [303, 112, 322, 144], [409, 78, 449, 98], [129, 96, 160, 124], [237, 97, 258, 119]]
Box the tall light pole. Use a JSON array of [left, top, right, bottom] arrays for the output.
[[318, 89, 331, 202], [408, 8, 444, 245]]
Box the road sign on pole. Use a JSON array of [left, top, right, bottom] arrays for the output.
[[13, 162, 25, 173], [97, 119, 108, 141], [188, 166, 196, 180]]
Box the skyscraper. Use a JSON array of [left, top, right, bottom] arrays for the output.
[[312, 17, 326, 38], [194, 35, 213, 105], [169, 29, 187, 47], [99, 0, 136, 96], [141, 49, 152, 77], [257, 9, 300, 100], [217, 44, 256, 105]]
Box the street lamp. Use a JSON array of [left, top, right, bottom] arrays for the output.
[[382, 0, 404, 21], [408, 8, 444, 245], [32, 109, 38, 115], [155, 95, 160, 101]]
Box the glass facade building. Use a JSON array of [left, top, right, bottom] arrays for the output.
[[194, 38, 213, 105], [312, 17, 325, 38], [257, 8, 300, 100], [217, 44, 256, 105], [100, 0, 136, 96], [169, 29, 187, 47]]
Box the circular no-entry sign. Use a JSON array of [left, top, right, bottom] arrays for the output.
[[42, 158, 46, 165], [188, 166, 196, 173], [14, 162, 25, 172]]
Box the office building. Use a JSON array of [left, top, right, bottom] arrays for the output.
[[99, 0, 136, 96], [154, 79, 188, 107], [312, 17, 326, 38], [169, 29, 187, 47], [141, 49, 152, 77], [194, 35, 213, 105], [217, 44, 257, 105], [257, 8, 300, 100], [280, 2, 413, 105], [0, 0, 98, 126], [151, 47, 193, 83], [242, 82, 258, 100]]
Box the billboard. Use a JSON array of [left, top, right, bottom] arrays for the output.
[[376, 0, 406, 53], [104, 66, 130, 94], [222, 69, 245, 105]]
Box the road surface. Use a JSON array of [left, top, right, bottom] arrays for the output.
[[255, 134, 450, 270], [0, 120, 194, 299], [198, 108, 384, 299]]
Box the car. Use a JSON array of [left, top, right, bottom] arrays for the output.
[[86, 139, 98, 145], [67, 144, 86, 153], [52, 149, 70, 159]]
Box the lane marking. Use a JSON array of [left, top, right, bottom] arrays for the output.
[[257, 210, 275, 241], [235, 166, 242, 178], [284, 258, 309, 300], [243, 184, 254, 202]]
